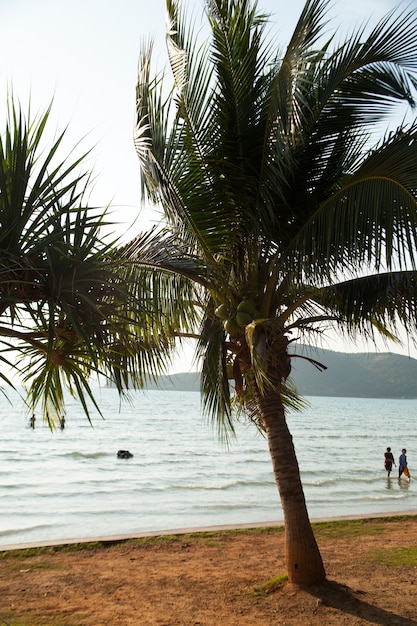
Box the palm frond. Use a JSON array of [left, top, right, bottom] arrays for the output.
[[196, 309, 235, 441], [311, 271, 417, 346], [284, 121, 417, 280], [1, 96, 204, 422]]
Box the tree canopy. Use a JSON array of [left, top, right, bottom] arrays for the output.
[[0, 97, 197, 425]]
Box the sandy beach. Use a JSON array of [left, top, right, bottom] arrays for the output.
[[1, 513, 417, 625]]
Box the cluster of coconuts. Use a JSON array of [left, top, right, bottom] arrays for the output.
[[214, 299, 259, 337]]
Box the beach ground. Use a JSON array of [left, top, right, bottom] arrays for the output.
[[1, 515, 417, 625]]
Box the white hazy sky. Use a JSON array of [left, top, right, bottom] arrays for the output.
[[1, 0, 416, 370]]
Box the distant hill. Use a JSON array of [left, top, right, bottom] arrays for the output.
[[290, 346, 417, 399], [147, 346, 417, 398], [146, 371, 201, 392]]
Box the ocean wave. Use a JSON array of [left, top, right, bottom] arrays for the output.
[[302, 474, 383, 486], [347, 493, 409, 502], [172, 479, 273, 491], [192, 502, 277, 512], [0, 523, 51, 538], [62, 451, 110, 459]]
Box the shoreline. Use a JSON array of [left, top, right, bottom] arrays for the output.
[[2, 509, 416, 552]]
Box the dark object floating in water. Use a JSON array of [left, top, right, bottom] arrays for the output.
[[117, 450, 133, 459]]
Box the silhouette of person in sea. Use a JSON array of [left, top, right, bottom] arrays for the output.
[[60, 416, 65, 430], [384, 447, 395, 477], [29, 414, 36, 429], [117, 450, 133, 459], [399, 448, 408, 479]]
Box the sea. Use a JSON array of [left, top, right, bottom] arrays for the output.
[[0, 386, 416, 549]]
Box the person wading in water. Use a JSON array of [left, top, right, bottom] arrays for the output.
[[384, 447, 395, 477]]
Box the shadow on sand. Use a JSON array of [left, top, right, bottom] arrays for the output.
[[307, 580, 417, 626]]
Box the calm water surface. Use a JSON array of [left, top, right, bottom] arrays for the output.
[[0, 388, 416, 547]]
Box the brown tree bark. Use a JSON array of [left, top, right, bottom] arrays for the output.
[[255, 336, 326, 585]]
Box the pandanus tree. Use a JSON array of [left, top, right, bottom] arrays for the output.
[[0, 97, 196, 425], [133, 0, 417, 585]]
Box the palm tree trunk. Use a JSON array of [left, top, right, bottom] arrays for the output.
[[256, 378, 326, 585]]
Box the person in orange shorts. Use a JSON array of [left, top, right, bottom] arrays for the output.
[[398, 448, 408, 479]]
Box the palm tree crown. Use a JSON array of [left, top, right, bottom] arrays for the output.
[[136, 0, 417, 417], [0, 97, 197, 425]]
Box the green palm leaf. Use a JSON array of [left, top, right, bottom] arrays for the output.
[[0, 97, 202, 425]]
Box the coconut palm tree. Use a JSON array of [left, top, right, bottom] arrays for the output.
[[0, 96, 197, 426], [133, 0, 417, 584]]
